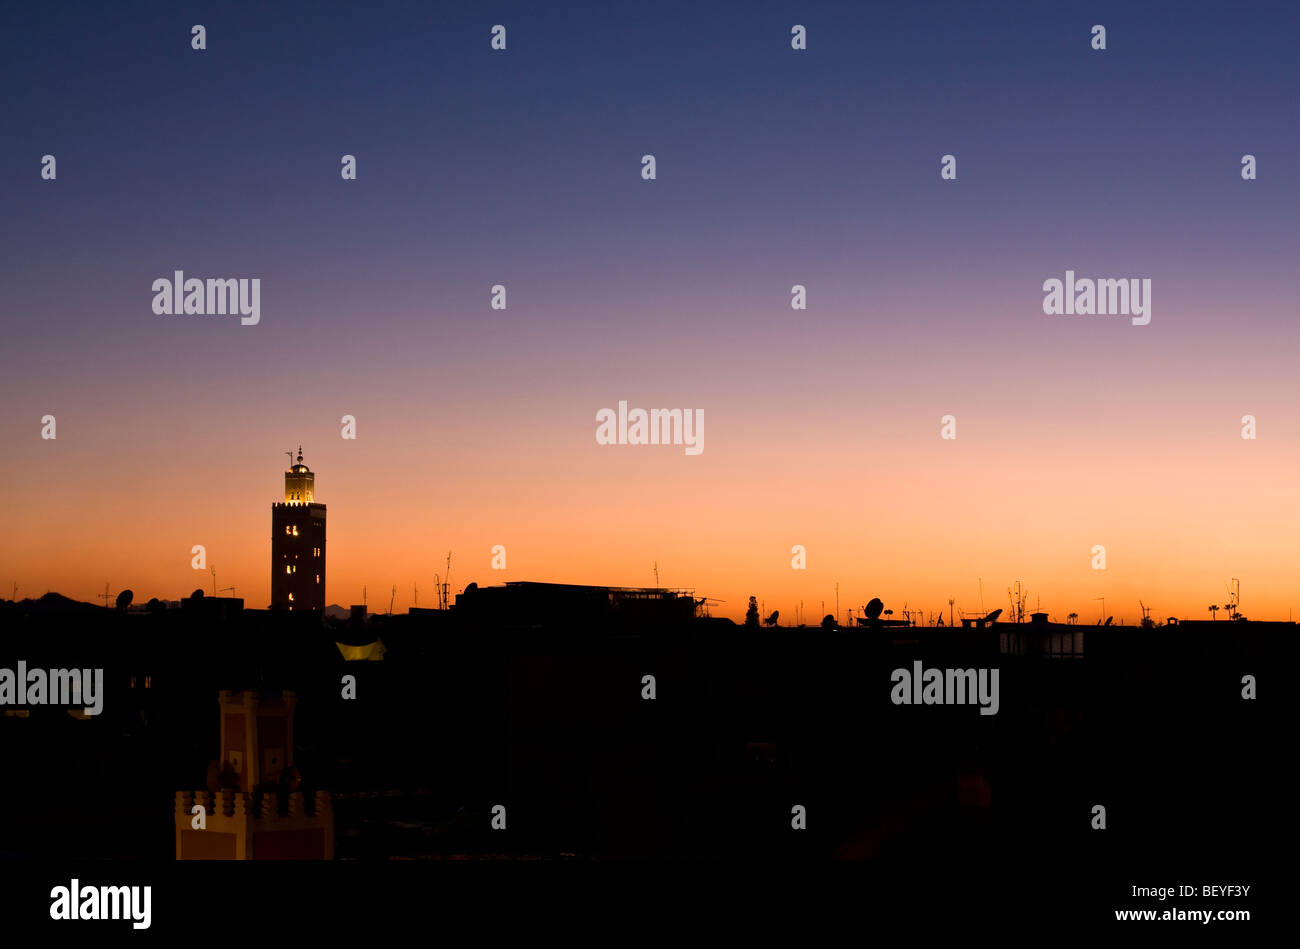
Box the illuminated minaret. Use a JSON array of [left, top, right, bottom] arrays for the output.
[[271, 447, 326, 611]]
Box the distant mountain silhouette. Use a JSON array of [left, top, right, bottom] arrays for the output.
[[14, 592, 100, 612]]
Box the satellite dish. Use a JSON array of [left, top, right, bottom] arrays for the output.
[[464, 582, 478, 594], [764, 610, 779, 626], [191, 588, 205, 599], [1104, 616, 1113, 626], [983, 608, 1002, 623], [865, 598, 884, 620], [115, 589, 134, 610]]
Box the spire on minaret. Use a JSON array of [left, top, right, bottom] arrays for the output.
[[283, 448, 314, 503]]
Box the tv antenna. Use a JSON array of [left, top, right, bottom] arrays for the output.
[[1226, 578, 1240, 620], [443, 552, 453, 609]]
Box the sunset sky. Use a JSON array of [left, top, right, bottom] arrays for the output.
[[3, 1, 1299, 622]]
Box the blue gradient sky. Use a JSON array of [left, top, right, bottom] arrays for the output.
[[2, 1, 1298, 619]]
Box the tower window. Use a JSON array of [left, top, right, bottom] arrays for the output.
[[315, 574, 320, 584]]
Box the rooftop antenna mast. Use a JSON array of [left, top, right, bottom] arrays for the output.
[[98, 581, 112, 609], [653, 561, 659, 588], [389, 585, 396, 616], [211, 565, 217, 596], [442, 552, 452, 609], [1013, 581, 1026, 624]]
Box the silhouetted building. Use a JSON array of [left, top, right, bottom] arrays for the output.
[[175, 690, 333, 859], [181, 594, 244, 621], [270, 448, 326, 611], [453, 580, 698, 629]]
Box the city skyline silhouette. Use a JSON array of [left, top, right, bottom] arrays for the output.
[[0, 1, 1287, 929]]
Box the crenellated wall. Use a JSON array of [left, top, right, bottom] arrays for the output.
[[174, 789, 334, 859]]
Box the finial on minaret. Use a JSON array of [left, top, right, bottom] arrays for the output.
[[297, 445, 303, 464]]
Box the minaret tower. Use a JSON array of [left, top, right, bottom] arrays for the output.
[[271, 447, 326, 611]]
